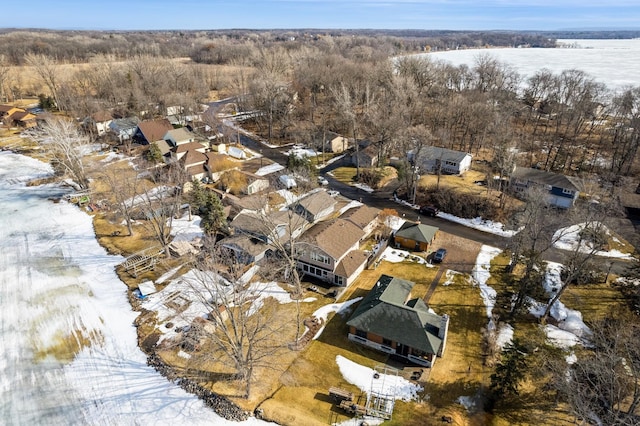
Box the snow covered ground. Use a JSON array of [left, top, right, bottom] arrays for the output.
[[553, 222, 636, 260], [0, 151, 271, 425], [529, 262, 592, 348], [378, 246, 435, 266], [335, 355, 423, 402], [472, 245, 502, 319], [309, 298, 362, 340]]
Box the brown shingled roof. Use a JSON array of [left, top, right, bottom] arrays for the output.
[[300, 219, 364, 260], [340, 205, 380, 230], [137, 119, 173, 143]]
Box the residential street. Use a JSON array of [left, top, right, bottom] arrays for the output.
[[216, 116, 633, 277]]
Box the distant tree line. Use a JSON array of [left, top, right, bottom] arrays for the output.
[[0, 29, 557, 66]]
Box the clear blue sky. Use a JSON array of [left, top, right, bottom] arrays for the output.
[[3, 0, 639, 31]]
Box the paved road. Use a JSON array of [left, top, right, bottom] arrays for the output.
[[212, 111, 634, 277]]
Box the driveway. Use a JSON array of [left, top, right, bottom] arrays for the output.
[[429, 232, 484, 275]]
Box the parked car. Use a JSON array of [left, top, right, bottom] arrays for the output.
[[433, 248, 447, 263], [419, 205, 439, 217], [318, 176, 329, 186]]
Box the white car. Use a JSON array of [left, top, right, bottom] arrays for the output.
[[318, 176, 329, 186]]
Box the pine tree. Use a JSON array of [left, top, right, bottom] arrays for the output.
[[490, 338, 528, 399]]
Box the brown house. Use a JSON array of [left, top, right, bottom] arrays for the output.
[[394, 221, 438, 252]]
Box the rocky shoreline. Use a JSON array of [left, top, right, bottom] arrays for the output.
[[146, 352, 250, 421]]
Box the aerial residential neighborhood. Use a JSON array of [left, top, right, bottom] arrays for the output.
[[1, 25, 640, 426]]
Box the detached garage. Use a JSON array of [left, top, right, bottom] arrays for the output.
[[393, 221, 438, 252]]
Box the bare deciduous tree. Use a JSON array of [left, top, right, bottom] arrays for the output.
[[181, 248, 289, 398], [25, 53, 62, 110], [555, 314, 640, 425], [25, 117, 90, 189]]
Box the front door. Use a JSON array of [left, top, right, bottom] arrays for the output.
[[397, 343, 409, 356]]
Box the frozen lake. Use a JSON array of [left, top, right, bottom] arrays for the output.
[[421, 39, 640, 92], [0, 151, 267, 425]]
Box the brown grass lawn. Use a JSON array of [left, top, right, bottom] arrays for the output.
[[259, 257, 493, 425], [329, 166, 357, 184], [418, 169, 488, 197]]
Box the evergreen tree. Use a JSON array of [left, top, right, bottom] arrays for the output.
[[490, 338, 528, 399]]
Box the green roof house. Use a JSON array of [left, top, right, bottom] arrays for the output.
[[393, 221, 438, 252], [346, 274, 449, 367]]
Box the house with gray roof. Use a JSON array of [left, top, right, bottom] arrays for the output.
[[164, 128, 196, 147], [346, 274, 449, 367], [108, 117, 140, 141], [509, 166, 581, 209], [295, 218, 367, 286], [412, 146, 472, 175]]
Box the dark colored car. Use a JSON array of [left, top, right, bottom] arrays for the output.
[[433, 248, 447, 263], [419, 205, 439, 217]]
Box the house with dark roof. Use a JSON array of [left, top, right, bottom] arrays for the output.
[[346, 274, 449, 367], [509, 166, 581, 209], [295, 218, 368, 286], [294, 190, 337, 223], [134, 119, 173, 145], [412, 146, 472, 175], [351, 143, 378, 168], [393, 221, 438, 252]]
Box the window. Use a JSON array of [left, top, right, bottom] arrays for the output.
[[303, 264, 308, 272], [562, 188, 574, 195], [310, 251, 331, 265], [356, 329, 367, 338], [334, 276, 344, 285], [382, 338, 392, 346]]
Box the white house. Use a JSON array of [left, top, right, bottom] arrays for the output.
[[412, 146, 472, 175]]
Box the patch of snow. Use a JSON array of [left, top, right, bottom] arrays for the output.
[[473, 245, 502, 318], [544, 324, 582, 348], [283, 147, 319, 158], [311, 297, 362, 340], [338, 200, 364, 215], [442, 269, 462, 286], [538, 262, 592, 340], [438, 213, 520, 237], [170, 213, 203, 243], [457, 395, 476, 410], [496, 323, 514, 350], [354, 183, 374, 193], [156, 265, 182, 284], [332, 417, 384, 426], [378, 246, 434, 267], [335, 355, 423, 401], [553, 222, 636, 260], [254, 163, 284, 176]]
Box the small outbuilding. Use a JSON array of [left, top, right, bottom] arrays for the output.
[[393, 221, 438, 252]]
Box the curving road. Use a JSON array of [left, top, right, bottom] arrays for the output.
[[210, 106, 633, 276]]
